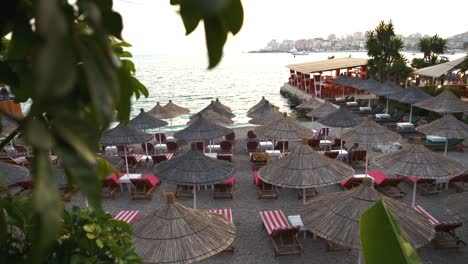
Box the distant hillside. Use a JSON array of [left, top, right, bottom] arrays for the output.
[[447, 31, 467, 50], [447, 31, 468, 42]]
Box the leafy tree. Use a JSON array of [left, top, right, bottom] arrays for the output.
[[387, 57, 413, 84], [365, 21, 405, 82], [411, 34, 448, 68], [0, 0, 243, 262]]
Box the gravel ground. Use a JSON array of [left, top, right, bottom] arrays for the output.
[[69, 126, 468, 264]]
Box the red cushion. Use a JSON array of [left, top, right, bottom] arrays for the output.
[[105, 174, 121, 187], [143, 174, 160, 187]]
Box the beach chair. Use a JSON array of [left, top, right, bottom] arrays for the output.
[[424, 138, 464, 152], [414, 205, 466, 249], [175, 185, 194, 198], [114, 210, 140, 224], [318, 128, 329, 140], [407, 177, 442, 196], [448, 173, 468, 193], [368, 171, 406, 198], [250, 152, 268, 170], [151, 153, 173, 166], [253, 171, 278, 199], [154, 133, 166, 144], [210, 209, 235, 252], [217, 153, 233, 162], [213, 177, 235, 199], [331, 138, 346, 150], [116, 145, 135, 155], [130, 174, 160, 200], [323, 151, 338, 159], [247, 130, 257, 141], [307, 138, 320, 150], [102, 173, 121, 199], [220, 141, 233, 153], [192, 141, 205, 152], [340, 176, 365, 190], [348, 149, 367, 168], [141, 142, 155, 155], [259, 210, 303, 256], [166, 141, 180, 153], [121, 154, 144, 172], [275, 141, 289, 153], [224, 132, 235, 141]]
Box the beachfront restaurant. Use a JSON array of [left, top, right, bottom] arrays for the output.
[[285, 57, 368, 99]]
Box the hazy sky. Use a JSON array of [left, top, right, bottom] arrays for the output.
[[114, 0, 468, 54]]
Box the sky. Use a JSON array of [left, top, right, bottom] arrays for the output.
[[113, 0, 468, 54]]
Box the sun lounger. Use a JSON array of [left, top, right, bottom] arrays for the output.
[[175, 185, 194, 198], [151, 153, 173, 166], [424, 138, 464, 152], [367, 171, 406, 198], [407, 177, 442, 195], [121, 154, 144, 172], [260, 210, 303, 256], [414, 205, 466, 249], [213, 176, 235, 199], [448, 172, 468, 193], [114, 210, 140, 224], [217, 153, 233, 162], [130, 174, 160, 200], [102, 173, 122, 199], [253, 171, 278, 199], [210, 208, 235, 252]]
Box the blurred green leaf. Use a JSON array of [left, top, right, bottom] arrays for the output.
[[223, 0, 243, 34], [360, 199, 422, 264], [96, 157, 118, 181], [204, 16, 227, 69], [180, 2, 201, 35]]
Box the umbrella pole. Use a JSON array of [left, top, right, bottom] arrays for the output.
[[170, 118, 173, 135], [409, 105, 413, 123], [340, 127, 343, 151], [412, 181, 417, 207], [444, 139, 448, 157], [385, 98, 389, 114], [365, 144, 369, 176], [124, 147, 129, 176], [282, 139, 285, 153], [303, 188, 306, 205], [193, 184, 197, 208], [358, 250, 363, 264], [354, 88, 357, 102], [144, 129, 149, 156]]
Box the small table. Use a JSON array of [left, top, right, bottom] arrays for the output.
[[206, 144, 221, 153], [119, 173, 142, 192], [204, 153, 218, 159], [259, 141, 274, 151], [288, 215, 307, 239], [319, 140, 332, 150], [335, 97, 345, 102], [375, 113, 390, 120], [353, 174, 375, 184], [360, 106, 372, 112], [266, 150, 281, 160], [346, 101, 358, 106], [166, 136, 176, 142], [105, 146, 118, 156], [426, 135, 447, 142], [155, 144, 167, 153], [331, 149, 348, 160], [397, 122, 414, 129]]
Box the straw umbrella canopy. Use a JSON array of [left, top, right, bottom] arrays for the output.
[[354, 78, 381, 106], [373, 142, 465, 206], [306, 101, 339, 119], [148, 102, 173, 119], [248, 110, 283, 125], [367, 81, 404, 114], [174, 115, 233, 142], [300, 179, 435, 250], [188, 110, 233, 126], [162, 100, 191, 134], [100, 123, 153, 175], [247, 100, 278, 118], [342, 117, 400, 175], [318, 107, 363, 150], [387, 85, 431, 123], [258, 140, 354, 203], [414, 89, 468, 114], [202, 101, 235, 119], [132, 193, 236, 264], [446, 192, 468, 222], [247, 96, 273, 114], [0, 161, 31, 188], [213, 98, 232, 112], [330, 74, 351, 85], [255, 112, 313, 140], [152, 151, 234, 208], [296, 96, 323, 110], [129, 109, 168, 155], [416, 114, 468, 156]]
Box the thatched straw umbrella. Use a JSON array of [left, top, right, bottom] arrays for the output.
[[129, 109, 168, 155], [416, 114, 468, 156], [353, 78, 379, 105], [446, 192, 468, 222], [247, 100, 278, 118], [188, 110, 234, 126], [162, 100, 191, 134], [306, 101, 339, 119], [100, 123, 153, 175], [247, 96, 279, 114], [330, 74, 350, 85], [248, 110, 283, 125], [296, 96, 323, 110], [213, 98, 232, 112], [414, 89, 468, 114], [152, 151, 234, 208], [366, 80, 403, 113], [342, 117, 400, 175], [318, 107, 363, 150], [0, 161, 31, 188], [148, 102, 173, 120], [204, 101, 235, 119], [132, 193, 235, 263], [258, 140, 354, 204], [254, 112, 314, 152], [300, 178, 435, 250], [373, 141, 465, 206], [387, 85, 431, 123]]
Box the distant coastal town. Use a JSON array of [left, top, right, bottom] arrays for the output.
[[251, 31, 468, 53]]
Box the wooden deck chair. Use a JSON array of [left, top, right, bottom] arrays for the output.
[[448, 173, 468, 193], [114, 210, 140, 224], [130, 174, 160, 200], [121, 154, 144, 172], [213, 176, 235, 199], [414, 205, 466, 249], [102, 174, 121, 199], [408, 177, 442, 195], [253, 171, 278, 199], [368, 171, 406, 198], [210, 209, 235, 252], [217, 153, 233, 162], [259, 210, 303, 256], [348, 149, 367, 168], [175, 185, 194, 198], [151, 153, 173, 166], [340, 177, 364, 190]]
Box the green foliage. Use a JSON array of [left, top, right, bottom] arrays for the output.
[[171, 0, 244, 68], [0, 196, 140, 263], [365, 21, 405, 82], [412, 34, 448, 69], [387, 57, 413, 84], [360, 199, 422, 264]]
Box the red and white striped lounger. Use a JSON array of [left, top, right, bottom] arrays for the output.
[[259, 210, 303, 256], [114, 210, 140, 224], [414, 205, 466, 248], [209, 208, 233, 222]]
